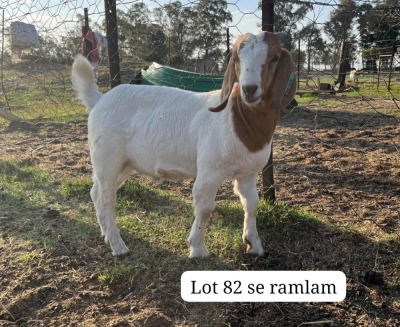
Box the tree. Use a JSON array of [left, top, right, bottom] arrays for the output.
[[358, 0, 400, 70], [191, 0, 232, 73], [32, 15, 83, 64], [298, 23, 325, 72], [157, 1, 196, 65], [325, 0, 357, 44], [319, 48, 335, 71], [145, 26, 168, 63], [324, 0, 358, 71], [117, 3, 168, 63], [358, 0, 400, 50], [291, 47, 306, 72]]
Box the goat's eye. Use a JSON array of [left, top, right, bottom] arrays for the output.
[[271, 55, 279, 63]]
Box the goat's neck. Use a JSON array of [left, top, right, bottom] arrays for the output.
[[231, 84, 279, 153]]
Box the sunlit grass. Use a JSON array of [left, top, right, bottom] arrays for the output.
[[0, 65, 87, 126]]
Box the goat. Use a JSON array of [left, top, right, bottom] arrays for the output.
[[71, 31, 296, 258], [349, 68, 359, 83]]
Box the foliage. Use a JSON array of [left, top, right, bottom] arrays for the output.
[[156, 1, 195, 64], [323, 0, 358, 71], [358, 0, 400, 51], [115, 0, 231, 70], [297, 23, 325, 72], [27, 1, 231, 70], [117, 3, 168, 63], [190, 0, 232, 72]]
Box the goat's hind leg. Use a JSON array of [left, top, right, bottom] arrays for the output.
[[91, 163, 132, 256], [234, 175, 264, 256]]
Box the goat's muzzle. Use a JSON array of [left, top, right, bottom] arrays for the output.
[[241, 84, 262, 105]]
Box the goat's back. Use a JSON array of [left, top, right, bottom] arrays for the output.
[[88, 84, 229, 179]]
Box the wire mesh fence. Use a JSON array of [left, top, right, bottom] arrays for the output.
[[0, 0, 399, 216], [0, 3, 399, 324], [0, 1, 398, 117]]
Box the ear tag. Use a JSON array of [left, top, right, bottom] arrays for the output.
[[284, 72, 295, 95]]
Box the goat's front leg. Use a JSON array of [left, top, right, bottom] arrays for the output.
[[234, 174, 264, 256], [188, 176, 221, 259]]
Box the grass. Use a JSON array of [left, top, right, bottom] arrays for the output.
[[0, 160, 95, 253], [1, 134, 399, 325], [98, 262, 142, 284], [0, 156, 328, 283], [0, 63, 87, 126], [296, 73, 400, 112]]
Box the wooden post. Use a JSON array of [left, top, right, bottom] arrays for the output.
[[104, 0, 121, 88], [82, 8, 92, 59], [261, 0, 276, 203], [336, 41, 349, 90], [226, 28, 230, 54], [297, 38, 301, 89], [388, 41, 396, 90], [261, 0, 274, 33], [84, 8, 89, 29]]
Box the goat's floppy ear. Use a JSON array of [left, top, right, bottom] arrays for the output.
[[209, 56, 238, 112], [270, 49, 297, 109]]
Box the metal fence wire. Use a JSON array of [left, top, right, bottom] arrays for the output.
[[0, 1, 399, 119], [0, 3, 399, 326], [0, 0, 399, 214]]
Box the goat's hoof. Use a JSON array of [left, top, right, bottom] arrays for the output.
[[110, 240, 130, 257], [112, 246, 130, 257], [189, 246, 210, 259], [245, 238, 264, 257], [246, 246, 264, 257]]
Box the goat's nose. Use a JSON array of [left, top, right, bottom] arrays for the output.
[[242, 84, 258, 97]]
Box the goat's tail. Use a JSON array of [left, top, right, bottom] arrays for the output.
[[71, 55, 102, 112]]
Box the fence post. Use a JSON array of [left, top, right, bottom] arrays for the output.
[[84, 8, 89, 29], [261, 0, 276, 203], [388, 41, 396, 90], [226, 27, 230, 54], [82, 8, 92, 59], [336, 41, 349, 90], [104, 0, 121, 88], [297, 38, 301, 89]]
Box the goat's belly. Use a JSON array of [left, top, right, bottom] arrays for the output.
[[135, 163, 195, 180], [155, 164, 194, 180], [125, 126, 198, 180], [127, 150, 197, 181]]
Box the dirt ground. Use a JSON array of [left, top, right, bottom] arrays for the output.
[[0, 99, 399, 326]]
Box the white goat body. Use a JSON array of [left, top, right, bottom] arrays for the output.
[[71, 31, 296, 258], [349, 69, 359, 83]]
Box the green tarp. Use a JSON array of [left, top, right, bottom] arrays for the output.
[[140, 62, 223, 92]]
